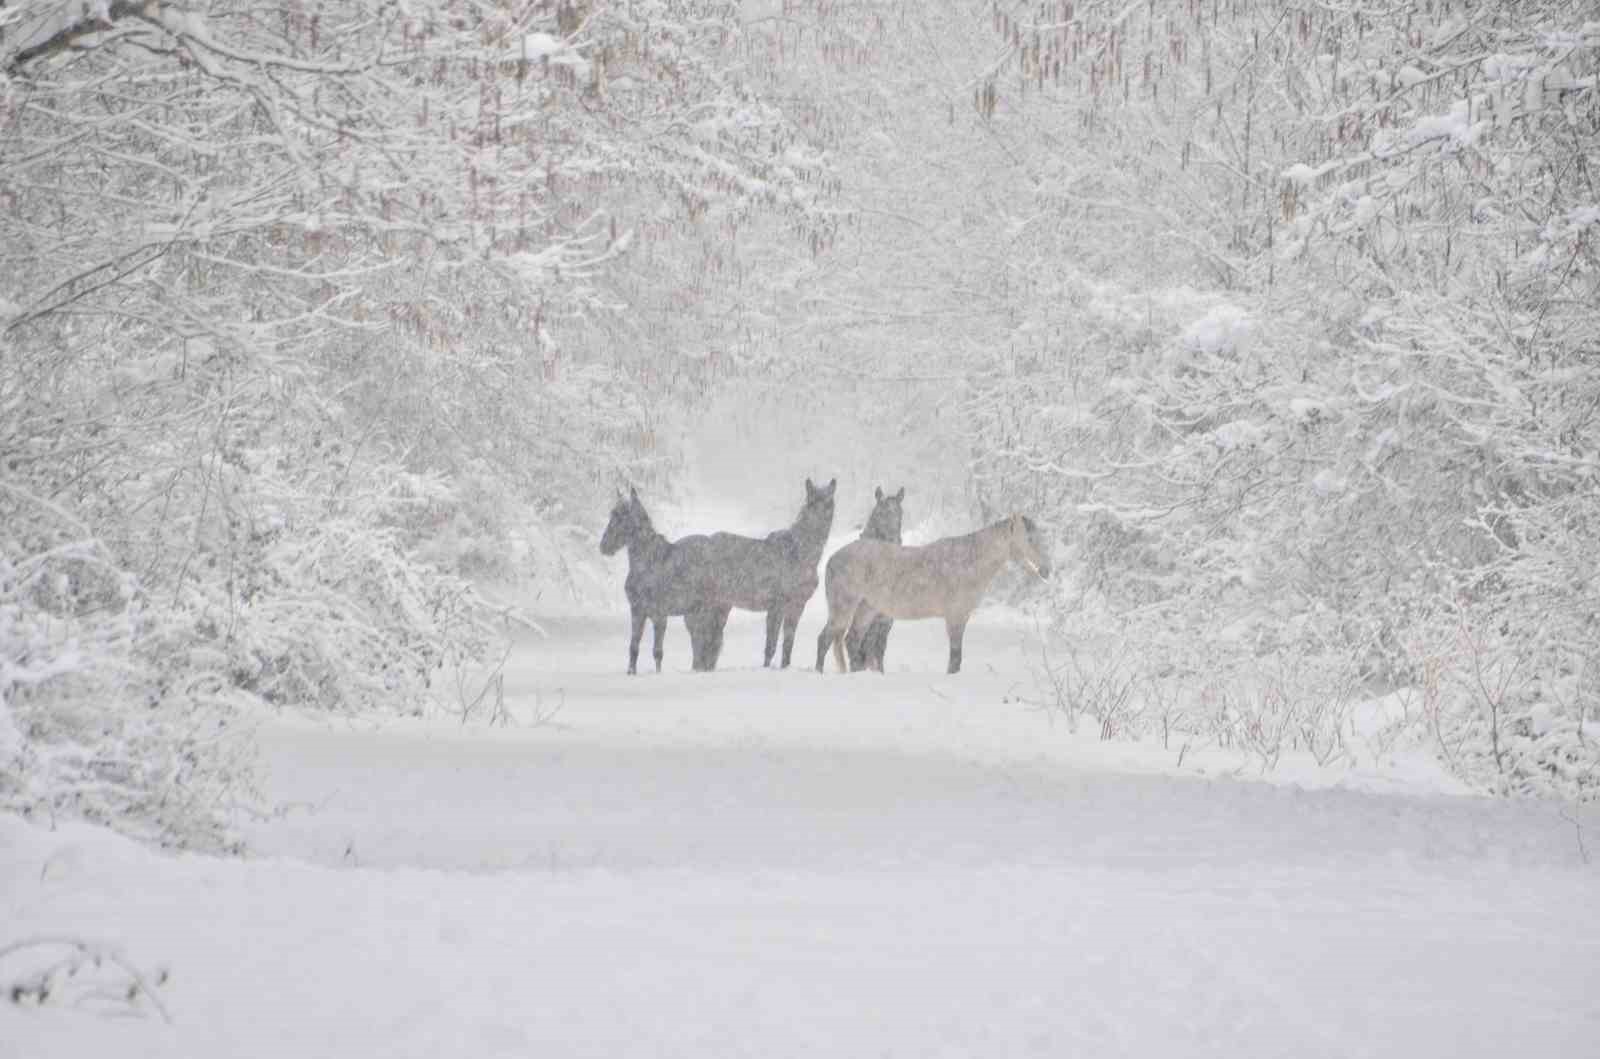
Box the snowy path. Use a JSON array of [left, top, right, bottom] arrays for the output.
[[5, 610, 1599, 1057]]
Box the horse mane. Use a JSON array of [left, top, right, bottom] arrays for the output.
[[765, 527, 803, 563], [863, 503, 901, 542], [779, 488, 833, 571], [630, 496, 657, 536], [790, 500, 819, 532]]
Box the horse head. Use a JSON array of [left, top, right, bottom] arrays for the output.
[[600, 486, 651, 555], [800, 476, 837, 535], [864, 485, 905, 543], [1009, 514, 1052, 580]]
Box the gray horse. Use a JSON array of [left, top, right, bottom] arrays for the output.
[[815, 514, 1051, 675], [845, 486, 904, 672], [601, 479, 836, 673], [683, 477, 837, 670]]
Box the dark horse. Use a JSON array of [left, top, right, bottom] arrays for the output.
[[599, 487, 722, 674], [683, 477, 837, 669], [600, 479, 836, 673], [844, 486, 904, 672]]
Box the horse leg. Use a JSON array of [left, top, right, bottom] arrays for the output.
[[763, 608, 782, 668], [945, 615, 969, 675], [844, 612, 868, 672], [652, 614, 667, 673], [815, 599, 861, 673], [866, 617, 892, 672], [708, 605, 731, 670], [815, 601, 850, 673], [686, 611, 706, 672], [833, 606, 858, 672], [846, 609, 885, 672], [779, 599, 806, 668], [628, 609, 646, 675]]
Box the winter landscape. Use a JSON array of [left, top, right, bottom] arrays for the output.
[[3, 1, 1599, 1055]]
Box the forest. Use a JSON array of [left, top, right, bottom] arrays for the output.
[[3, 0, 1598, 849]]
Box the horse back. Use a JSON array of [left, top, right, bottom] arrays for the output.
[[704, 531, 809, 607], [826, 537, 971, 621]]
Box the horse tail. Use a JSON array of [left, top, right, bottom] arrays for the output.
[[832, 598, 865, 672]]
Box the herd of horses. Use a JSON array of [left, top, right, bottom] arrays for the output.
[[600, 479, 1052, 675]]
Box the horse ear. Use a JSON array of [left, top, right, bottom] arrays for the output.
[[826, 477, 837, 497], [630, 485, 639, 502], [875, 486, 884, 502], [895, 486, 905, 502], [805, 477, 816, 496]]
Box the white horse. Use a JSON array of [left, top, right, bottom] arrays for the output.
[[814, 514, 1051, 674]]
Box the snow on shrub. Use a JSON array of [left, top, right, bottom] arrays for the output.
[[1180, 304, 1255, 357], [0, 441, 514, 848], [1, 490, 242, 849]]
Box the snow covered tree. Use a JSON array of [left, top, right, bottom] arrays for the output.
[[0, 0, 834, 843], [950, 0, 1600, 795]]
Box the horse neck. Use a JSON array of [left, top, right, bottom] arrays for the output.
[[967, 519, 1015, 577], [625, 524, 668, 565], [862, 510, 900, 543], [789, 508, 833, 563]]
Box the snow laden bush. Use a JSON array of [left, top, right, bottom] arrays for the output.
[[1396, 493, 1600, 800], [1, 488, 246, 850], [0, 373, 508, 847]]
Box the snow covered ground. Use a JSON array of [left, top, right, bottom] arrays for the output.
[[5, 609, 1599, 1057]]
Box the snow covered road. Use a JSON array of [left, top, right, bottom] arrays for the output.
[[5, 610, 1598, 1056]]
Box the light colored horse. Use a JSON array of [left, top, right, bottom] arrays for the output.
[[814, 514, 1051, 675]]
